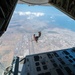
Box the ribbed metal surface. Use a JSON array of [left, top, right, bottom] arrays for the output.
[[21, 48, 75, 75]]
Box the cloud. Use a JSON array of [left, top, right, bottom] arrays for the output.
[[50, 16, 53, 19], [14, 11, 45, 17], [14, 11, 45, 20], [52, 20, 55, 22]]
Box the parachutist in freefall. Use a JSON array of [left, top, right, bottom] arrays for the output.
[[33, 31, 41, 43]]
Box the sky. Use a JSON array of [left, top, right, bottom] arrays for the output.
[[12, 4, 75, 32]]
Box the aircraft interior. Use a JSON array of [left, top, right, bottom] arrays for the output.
[[0, 0, 75, 75]]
